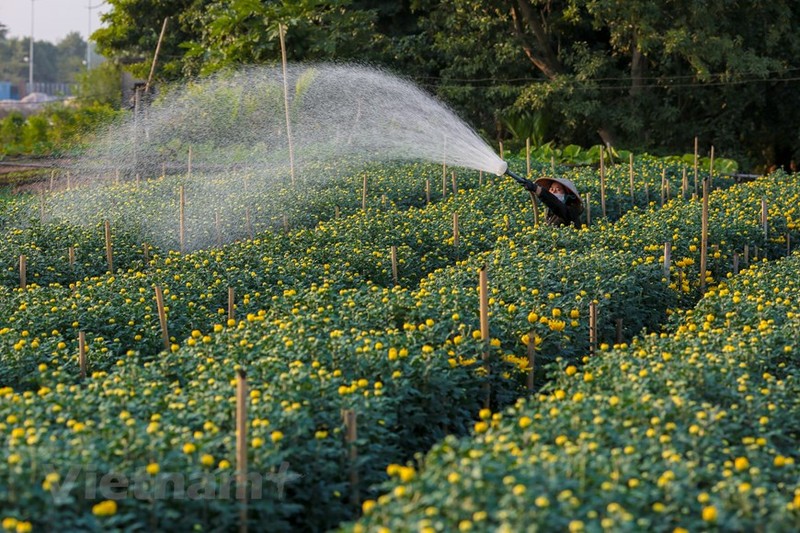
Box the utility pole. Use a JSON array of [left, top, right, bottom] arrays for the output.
[[29, 0, 35, 92]]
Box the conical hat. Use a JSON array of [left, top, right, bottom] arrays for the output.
[[534, 177, 581, 202]]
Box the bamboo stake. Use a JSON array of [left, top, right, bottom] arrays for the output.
[[451, 171, 457, 197], [733, 252, 739, 275], [663, 242, 672, 278], [442, 136, 447, 193], [154, 285, 170, 351], [599, 146, 607, 218], [761, 198, 768, 239], [104, 220, 113, 273], [136, 173, 141, 186], [589, 301, 598, 357], [425, 179, 431, 205], [145, 17, 169, 94], [479, 266, 490, 408], [236, 369, 248, 532], [584, 193, 591, 226], [629, 153, 635, 203], [693, 136, 699, 196], [228, 287, 235, 322], [442, 170, 447, 200], [744, 244, 750, 265], [143, 242, 149, 264], [526, 138, 531, 176], [334, 205, 340, 219], [19, 255, 26, 290], [526, 331, 536, 391], [682, 167, 688, 199], [453, 213, 459, 250], [68, 246, 75, 269], [499, 140, 504, 159], [245, 208, 253, 239], [279, 24, 295, 186], [362, 174, 367, 211], [343, 409, 359, 508], [390, 246, 398, 285], [700, 178, 709, 293], [179, 185, 186, 253], [479, 171, 483, 187], [709, 146, 715, 191], [660, 169, 666, 207], [78, 331, 86, 379]]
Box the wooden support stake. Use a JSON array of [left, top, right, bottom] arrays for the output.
[[761, 198, 768, 239], [453, 212, 460, 250], [629, 153, 635, 203], [362, 174, 367, 211], [664, 242, 672, 278], [115, 168, 120, 186], [479, 171, 483, 187], [104, 220, 113, 273], [425, 179, 431, 205], [228, 287, 235, 322], [526, 138, 531, 176], [136, 173, 141, 186], [479, 266, 490, 408], [216, 212, 223, 247], [49, 169, 55, 191], [615, 318, 623, 345], [451, 171, 457, 197], [600, 146, 607, 218], [660, 169, 666, 207], [142, 243, 149, 264], [584, 193, 591, 226], [693, 136, 699, 196], [499, 140, 504, 159], [682, 167, 688, 199], [526, 331, 536, 391], [39, 190, 45, 223], [744, 244, 750, 264], [390, 245, 398, 285], [279, 23, 295, 186], [589, 301, 598, 357], [709, 146, 715, 191], [700, 178, 709, 293], [187, 146, 192, 178], [161, 162, 166, 179], [343, 409, 359, 508], [733, 252, 739, 275], [179, 185, 186, 253], [154, 285, 170, 351], [68, 246, 75, 269], [236, 369, 248, 532], [334, 205, 340, 219], [78, 331, 86, 379], [442, 170, 447, 200], [19, 255, 26, 290], [245, 208, 253, 239]]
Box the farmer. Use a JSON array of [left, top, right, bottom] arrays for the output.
[[523, 177, 584, 228]]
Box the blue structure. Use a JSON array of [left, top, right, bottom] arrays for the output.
[[0, 82, 18, 100]]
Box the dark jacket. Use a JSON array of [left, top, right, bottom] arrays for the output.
[[537, 189, 583, 228]]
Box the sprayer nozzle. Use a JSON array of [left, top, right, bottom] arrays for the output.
[[496, 160, 509, 176]]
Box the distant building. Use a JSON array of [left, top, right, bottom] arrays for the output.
[[0, 82, 19, 100]]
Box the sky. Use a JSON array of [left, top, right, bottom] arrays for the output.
[[1, 0, 110, 43]]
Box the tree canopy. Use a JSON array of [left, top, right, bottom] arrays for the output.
[[92, 0, 800, 170]]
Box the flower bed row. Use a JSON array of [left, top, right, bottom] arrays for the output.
[[348, 251, 800, 532]]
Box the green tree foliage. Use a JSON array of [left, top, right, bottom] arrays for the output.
[[87, 0, 800, 169]]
